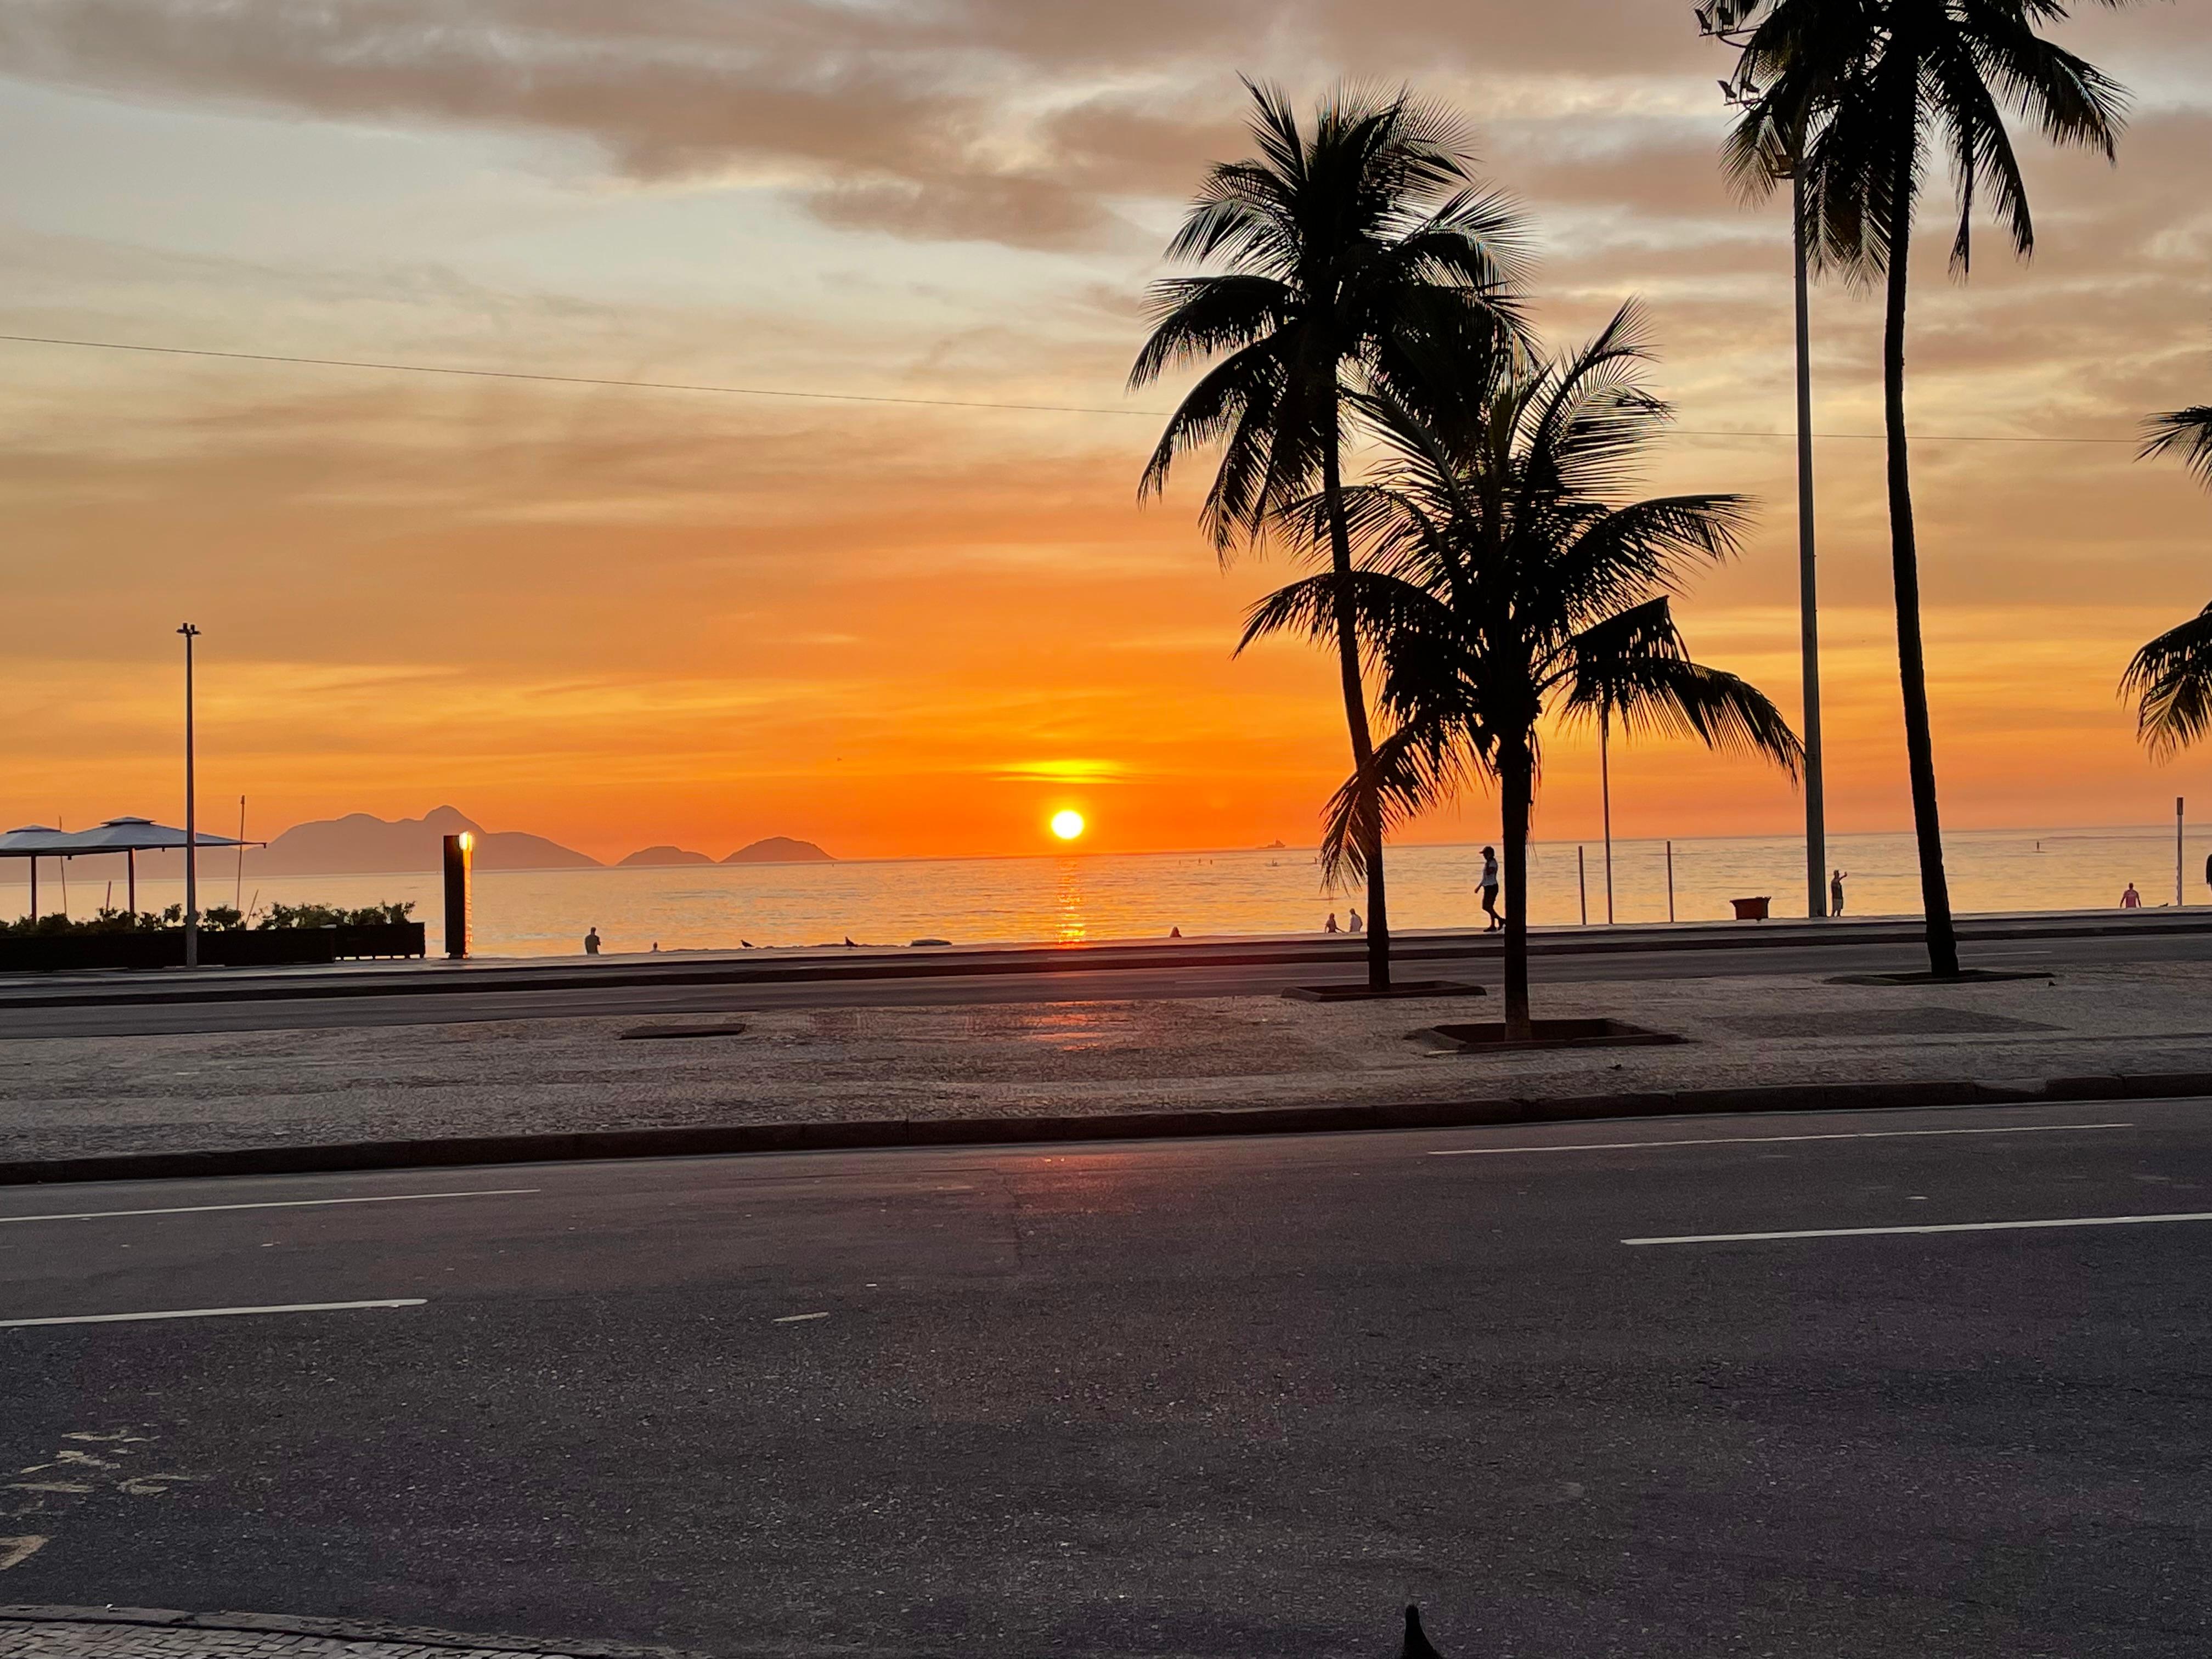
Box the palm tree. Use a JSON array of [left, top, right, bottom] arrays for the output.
[[1131, 80, 1525, 989], [1722, 0, 2131, 977], [2123, 404, 2212, 754], [1243, 306, 1802, 1037]]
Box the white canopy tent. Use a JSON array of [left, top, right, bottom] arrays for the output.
[[3, 816, 259, 921]]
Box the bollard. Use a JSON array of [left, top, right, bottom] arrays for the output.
[[442, 831, 473, 959]]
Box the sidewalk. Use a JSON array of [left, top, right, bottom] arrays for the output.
[[7, 953, 2212, 1175], [2, 907, 2206, 1011]]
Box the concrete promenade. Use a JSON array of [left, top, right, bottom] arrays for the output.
[[8, 915, 2212, 1173]]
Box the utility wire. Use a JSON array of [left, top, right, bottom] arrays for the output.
[[0, 330, 2145, 446]]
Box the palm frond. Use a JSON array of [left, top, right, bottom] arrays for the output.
[[2144, 407, 2212, 487], [2121, 600, 2212, 759]]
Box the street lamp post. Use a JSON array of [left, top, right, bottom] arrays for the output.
[[178, 622, 201, 968], [1701, 1, 1827, 921]]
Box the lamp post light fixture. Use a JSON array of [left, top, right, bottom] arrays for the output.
[[178, 623, 202, 968], [443, 830, 474, 960], [1699, 0, 1829, 923]]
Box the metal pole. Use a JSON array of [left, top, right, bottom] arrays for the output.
[[442, 832, 473, 960], [1578, 845, 1588, 926], [179, 623, 201, 968], [1667, 839, 1676, 923], [2177, 796, 2185, 907], [1792, 164, 1827, 922], [236, 794, 246, 911], [1600, 708, 1615, 924], [127, 850, 135, 917], [27, 858, 35, 921]]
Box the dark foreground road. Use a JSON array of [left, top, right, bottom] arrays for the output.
[[3, 1101, 2210, 1657]]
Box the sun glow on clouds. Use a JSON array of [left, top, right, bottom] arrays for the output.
[[3, 1, 2211, 857]]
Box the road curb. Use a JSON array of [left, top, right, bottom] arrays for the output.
[[5, 1070, 2209, 1187], [0, 1605, 696, 1658]]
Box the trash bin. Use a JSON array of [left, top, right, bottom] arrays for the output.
[[1729, 895, 1771, 921]]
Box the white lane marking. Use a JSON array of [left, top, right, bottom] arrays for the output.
[[1430, 1122, 2130, 1157], [0, 1299, 426, 1329], [1626, 1212, 2212, 1246], [0, 1536, 48, 1571], [0, 1188, 538, 1226], [774, 1311, 831, 1324]]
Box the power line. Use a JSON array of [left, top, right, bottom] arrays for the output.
[[0, 329, 2146, 445]]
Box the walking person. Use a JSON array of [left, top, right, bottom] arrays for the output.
[[1347, 909, 1364, 933], [1478, 845, 1502, 932], [2121, 882, 2143, 910], [1830, 869, 1847, 918]]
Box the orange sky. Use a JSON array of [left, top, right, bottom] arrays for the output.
[[2, 0, 2210, 863]]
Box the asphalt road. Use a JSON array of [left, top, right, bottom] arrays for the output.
[[3, 1099, 2209, 1656], [8, 925, 2212, 1040]]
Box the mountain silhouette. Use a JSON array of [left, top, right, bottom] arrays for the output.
[[250, 806, 599, 874], [723, 837, 834, 864], [618, 845, 714, 867]]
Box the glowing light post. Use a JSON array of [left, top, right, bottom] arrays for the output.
[[1700, 0, 1827, 922], [443, 831, 474, 959], [178, 623, 202, 968]]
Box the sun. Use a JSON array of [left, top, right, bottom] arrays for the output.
[[1050, 809, 1086, 842]]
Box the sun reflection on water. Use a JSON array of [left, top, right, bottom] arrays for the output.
[[1053, 856, 1088, 943]]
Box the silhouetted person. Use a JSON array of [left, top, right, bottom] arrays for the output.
[[2121, 882, 2142, 909], [1479, 845, 1502, 932], [583, 927, 601, 956], [1347, 908, 1363, 933], [1324, 912, 1340, 934], [1830, 869, 1847, 917], [1402, 1605, 1444, 1659]]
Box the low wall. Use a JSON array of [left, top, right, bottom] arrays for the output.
[[0, 923, 425, 973]]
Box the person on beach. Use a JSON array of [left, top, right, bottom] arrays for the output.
[[583, 926, 602, 955], [1347, 909, 1364, 933], [1830, 870, 1847, 917], [1479, 847, 1502, 932], [2121, 883, 2142, 909], [1324, 912, 1340, 933]]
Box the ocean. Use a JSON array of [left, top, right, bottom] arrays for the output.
[[9, 826, 2200, 957]]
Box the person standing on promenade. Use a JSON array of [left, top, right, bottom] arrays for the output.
[[584, 926, 602, 955], [1479, 847, 1502, 932], [1348, 909, 1364, 933], [1831, 870, 1847, 917], [2121, 883, 2143, 909]]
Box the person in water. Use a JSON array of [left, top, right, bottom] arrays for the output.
[[1479, 847, 1502, 932]]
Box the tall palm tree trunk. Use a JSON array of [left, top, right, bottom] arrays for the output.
[[1880, 148, 1961, 978], [1321, 430, 1391, 990], [1500, 736, 1534, 1040]]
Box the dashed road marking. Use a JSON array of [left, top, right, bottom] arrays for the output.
[[0, 1536, 48, 1571], [1431, 1122, 2130, 1157], [774, 1312, 831, 1324], [1, 1299, 427, 1329], [1626, 1211, 2212, 1246], [0, 1189, 537, 1225]]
